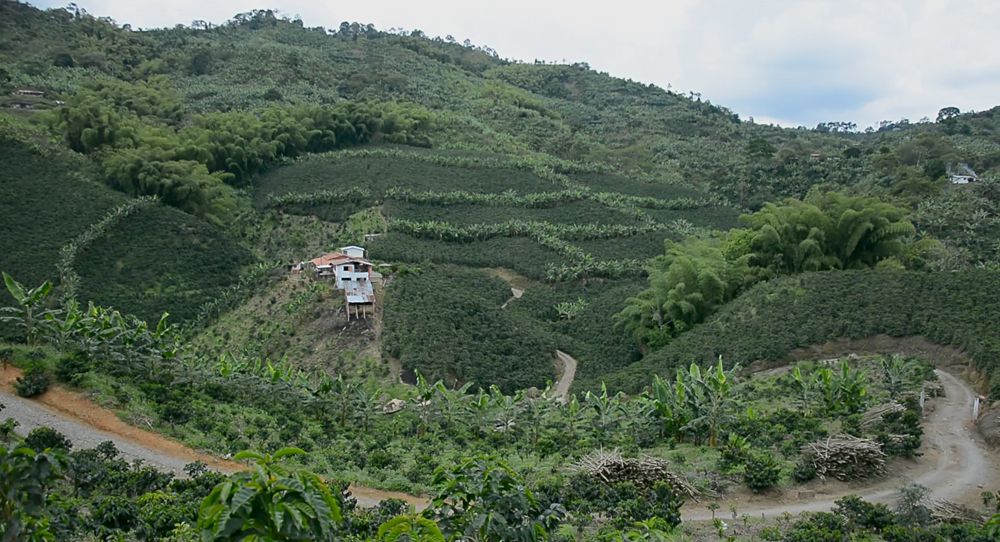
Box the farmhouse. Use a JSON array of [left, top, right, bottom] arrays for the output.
[[307, 246, 375, 319], [9, 102, 32, 109], [950, 174, 977, 184], [14, 89, 44, 97]]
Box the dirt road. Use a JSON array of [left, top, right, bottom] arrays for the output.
[[552, 350, 578, 402], [0, 369, 424, 509], [2, 363, 994, 517], [682, 368, 1000, 520]]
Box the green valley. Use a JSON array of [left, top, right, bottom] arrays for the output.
[[3, 1, 1000, 541]]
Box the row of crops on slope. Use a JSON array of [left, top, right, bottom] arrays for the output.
[[369, 235, 568, 281], [586, 270, 1000, 398], [256, 148, 740, 282], [74, 205, 256, 324], [381, 265, 558, 392], [0, 142, 124, 311], [381, 265, 645, 391], [381, 199, 647, 227], [505, 279, 646, 382], [253, 150, 565, 209]]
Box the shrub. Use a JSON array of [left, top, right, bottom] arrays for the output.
[[894, 483, 933, 528], [783, 512, 850, 542], [743, 452, 781, 492], [833, 494, 894, 532], [792, 456, 817, 483], [881, 526, 944, 542], [24, 426, 73, 452], [0, 418, 19, 443], [15, 363, 51, 397], [54, 350, 91, 385]]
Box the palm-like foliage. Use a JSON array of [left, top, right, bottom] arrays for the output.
[[197, 448, 341, 542], [377, 507, 445, 542], [681, 358, 741, 447], [878, 354, 916, 399], [425, 455, 565, 542], [1, 273, 58, 347]]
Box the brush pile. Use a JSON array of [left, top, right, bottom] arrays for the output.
[[801, 435, 887, 481], [861, 402, 906, 431], [571, 448, 699, 500], [931, 500, 986, 525]]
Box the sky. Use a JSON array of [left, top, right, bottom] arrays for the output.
[[30, 0, 1000, 129]]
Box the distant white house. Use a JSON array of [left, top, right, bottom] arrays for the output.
[[14, 90, 44, 97], [305, 246, 375, 319], [950, 175, 977, 184], [340, 245, 366, 259]]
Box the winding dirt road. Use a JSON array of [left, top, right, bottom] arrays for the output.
[[682, 368, 1000, 520], [2, 364, 994, 516], [0, 368, 425, 509], [552, 350, 578, 402]]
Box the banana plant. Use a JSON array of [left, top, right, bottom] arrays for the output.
[[834, 361, 868, 414], [464, 391, 492, 441], [584, 383, 621, 439], [1, 273, 59, 347], [650, 374, 690, 442], [42, 299, 91, 349], [684, 358, 741, 447], [554, 394, 588, 438], [435, 381, 473, 436], [792, 365, 814, 411], [353, 386, 383, 433], [618, 394, 657, 445], [410, 371, 440, 437], [489, 385, 524, 442]]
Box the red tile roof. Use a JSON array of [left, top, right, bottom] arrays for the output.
[[310, 253, 351, 267]]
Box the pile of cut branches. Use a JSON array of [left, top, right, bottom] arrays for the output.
[[801, 435, 887, 481], [571, 448, 699, 500], [931, 500, 986, 525], [861, 402, 906, 431]]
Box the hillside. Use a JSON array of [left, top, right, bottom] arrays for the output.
[[4, 2, 1000, 540], [2, 0, 1000, 389]]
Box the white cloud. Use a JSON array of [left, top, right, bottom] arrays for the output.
[[30, 0, 1000, 128]]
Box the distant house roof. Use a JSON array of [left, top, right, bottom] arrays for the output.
[[341, 245, 365, 252], [310, 253, 352, 268], [310, 253, 374, 268]]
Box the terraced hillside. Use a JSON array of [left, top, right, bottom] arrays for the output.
[[250, 146, 739, 390]]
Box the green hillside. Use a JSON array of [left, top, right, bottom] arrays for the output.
[[3, 0, 1000, 388], [0, 139, 122, 299], [4, 2, 1000, 540], [74, 204, 255, 323], [587, 270, 1000, 397]]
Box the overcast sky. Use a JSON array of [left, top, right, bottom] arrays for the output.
[[31, 0, 1000, 129]]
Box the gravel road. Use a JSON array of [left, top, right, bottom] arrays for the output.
[[553, 350, 578, 402], [682, 368, 1000, 520], [0, 389, 195, 474]]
